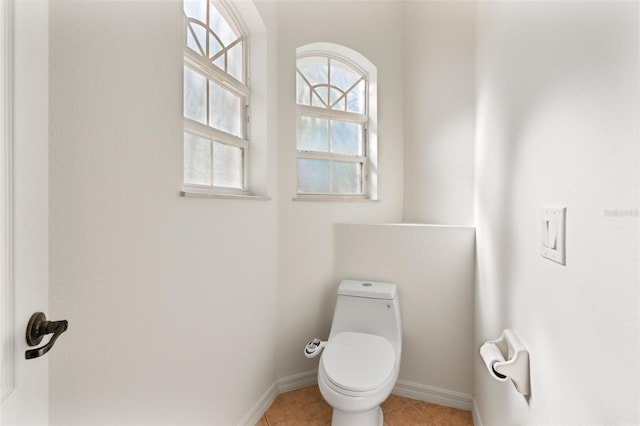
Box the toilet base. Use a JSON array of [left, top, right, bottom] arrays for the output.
[[331, 406, 382, 426]]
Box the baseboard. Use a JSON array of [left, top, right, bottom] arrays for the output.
[[238, 381, 278, 426], [472, 397, 483, 426], [276, 369, 318, 393], [392, 380, 473, 411], [238, 370, 318, 426], [241, 373, 476, 425]]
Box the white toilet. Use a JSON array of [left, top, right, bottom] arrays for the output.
[[317, 279, 402, 426]]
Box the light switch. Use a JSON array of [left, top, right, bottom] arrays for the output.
[[541, 207, 566, 265]]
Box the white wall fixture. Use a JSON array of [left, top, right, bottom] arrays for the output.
[[540, 207, 566, 265], [480, 329, 530, 396]]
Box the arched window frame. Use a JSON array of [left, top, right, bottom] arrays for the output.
[[182, 0, 251, 195], [295, 43, 378, 201]]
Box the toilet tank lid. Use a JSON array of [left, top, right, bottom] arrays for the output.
[[338, 280, 397, 300]]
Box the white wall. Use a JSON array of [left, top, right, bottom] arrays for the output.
[[403, 1, 476, 225], [48, 1, 279, 424], [275, 1, 405, 380], [474, 2, 639, 425], [334, 224, 475, 400]]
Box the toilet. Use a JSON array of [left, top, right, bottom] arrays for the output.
[[317, 279, 402, 426]]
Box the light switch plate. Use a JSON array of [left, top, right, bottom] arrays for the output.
[[541, 207, 566, 265]]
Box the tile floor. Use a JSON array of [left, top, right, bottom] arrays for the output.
[[256, 385, 474, 425]]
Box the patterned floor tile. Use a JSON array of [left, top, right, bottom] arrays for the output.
[[414, 401, 474, 426], [257, 385, 473, 426]]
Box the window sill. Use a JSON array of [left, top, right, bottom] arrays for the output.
[[180, 190, 271, 201], [293, 195, 379, 203]]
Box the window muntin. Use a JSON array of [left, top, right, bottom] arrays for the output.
[[184, 0, 244, 83], [296, 56, 365, 114], [183, 0, 248, 192], [296, 55, 368, 197]]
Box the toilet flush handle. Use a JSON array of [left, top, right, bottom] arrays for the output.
[[304, 338, 327, 358]]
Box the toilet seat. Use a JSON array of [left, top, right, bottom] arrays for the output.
[[321, 332, 396, 393]]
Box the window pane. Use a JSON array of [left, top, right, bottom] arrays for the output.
[[210, 2, 238, 46], [184, 0, 206, 23], [184, 0, 207, 56], [311, 92, 324, 108], [347, 79, 365, 114], [186, 23, 206, 56], [329, 87, 344, 108], [330, 59, 361, 92], [330, 121, 362, 155], [296, 72, 310, 105], [314, 86, 329, 107], [184, 66, 207, 124], [213, 142, 243, 188], [297, 158, 329, 193], [332, 97, 345, 111], [184, 132, 211, 185], [227, 42, 243, 82], [213, 53, 225, 71], [297, 116, 328, 152], [209, 33, 224, 61], [297, 56, 328, 87], [332, 161, 362, 194], [209, 80, 243, 137]]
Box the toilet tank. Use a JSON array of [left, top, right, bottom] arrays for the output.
[[328, 280, 402, 352]]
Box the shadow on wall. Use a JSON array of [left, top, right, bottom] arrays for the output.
[[474, 0, 632, 327], [334, 223, 476, 396], [474, 1, 639, 424]]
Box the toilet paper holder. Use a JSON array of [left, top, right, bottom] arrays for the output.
[[480, 329, 530, 396]]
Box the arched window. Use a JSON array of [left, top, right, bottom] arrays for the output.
[[296, 44, 377, 200], [183, 0, 249, 193]]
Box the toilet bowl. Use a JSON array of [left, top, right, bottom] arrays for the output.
[[316, 280, 402, 426]]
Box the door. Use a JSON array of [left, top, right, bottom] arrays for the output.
[[1, 0, 50, 424]]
